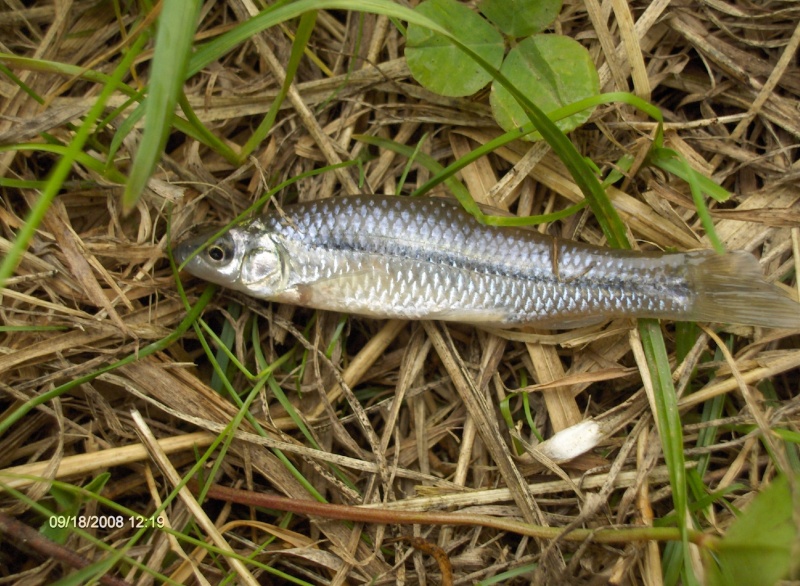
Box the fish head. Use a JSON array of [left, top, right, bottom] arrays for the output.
[[173, 227, 286, 297]]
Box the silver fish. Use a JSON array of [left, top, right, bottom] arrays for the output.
[[173, 195, 800, 328]]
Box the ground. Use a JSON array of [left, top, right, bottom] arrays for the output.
[[0, 1, 799, 585]]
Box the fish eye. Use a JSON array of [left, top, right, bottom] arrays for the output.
[[206, 239, 232, 264], [208, 245, 225, 261]]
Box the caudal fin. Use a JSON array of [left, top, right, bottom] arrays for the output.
[[687, 251, 800, 329]]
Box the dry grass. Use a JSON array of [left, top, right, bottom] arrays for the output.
[[1, 1, 799, 584]]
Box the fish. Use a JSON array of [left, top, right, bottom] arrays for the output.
[[173, 195, 800, 329]]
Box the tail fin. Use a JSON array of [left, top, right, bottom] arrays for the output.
[[687, 251, 800, 329]]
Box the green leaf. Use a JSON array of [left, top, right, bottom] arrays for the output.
[[478, 0, 562, 37], [705, 475, 799, 586], [491, 35, 599, 140], [406, 0, 504, 97], [123, 0, 202, 213]]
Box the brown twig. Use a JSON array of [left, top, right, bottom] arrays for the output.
[[191, 480, 711, 546], [388, 536, 454, 586]]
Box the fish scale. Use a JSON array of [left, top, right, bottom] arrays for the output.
[[173, 195, 800, 329], [249, 197, 688, 323]]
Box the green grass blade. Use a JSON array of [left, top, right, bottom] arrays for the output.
[[638, 318, 697, 585], [239, 10, 318, 162], [177, 93, 240, 164], [356, 133, 589, 226], [0, 143, 127, 183], [355, 132, 470, 199], [0, 62, 45, 103], [188, 310, 327, 503], [197, 316, 255, 381], [396, 133, 428, 194], [0, 34, 148, 291], [0, 54, 138, 95], [0, 285, 216, 438], [209, 303, 242, 393], [385, 91, 650, 220], [123, 0, 202, 212], [648, 147, 730, 203], [648, 147, 727, 253], [549, 91, 663, 126]]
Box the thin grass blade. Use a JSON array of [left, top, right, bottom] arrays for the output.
[[122, 0, 202, 213]]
